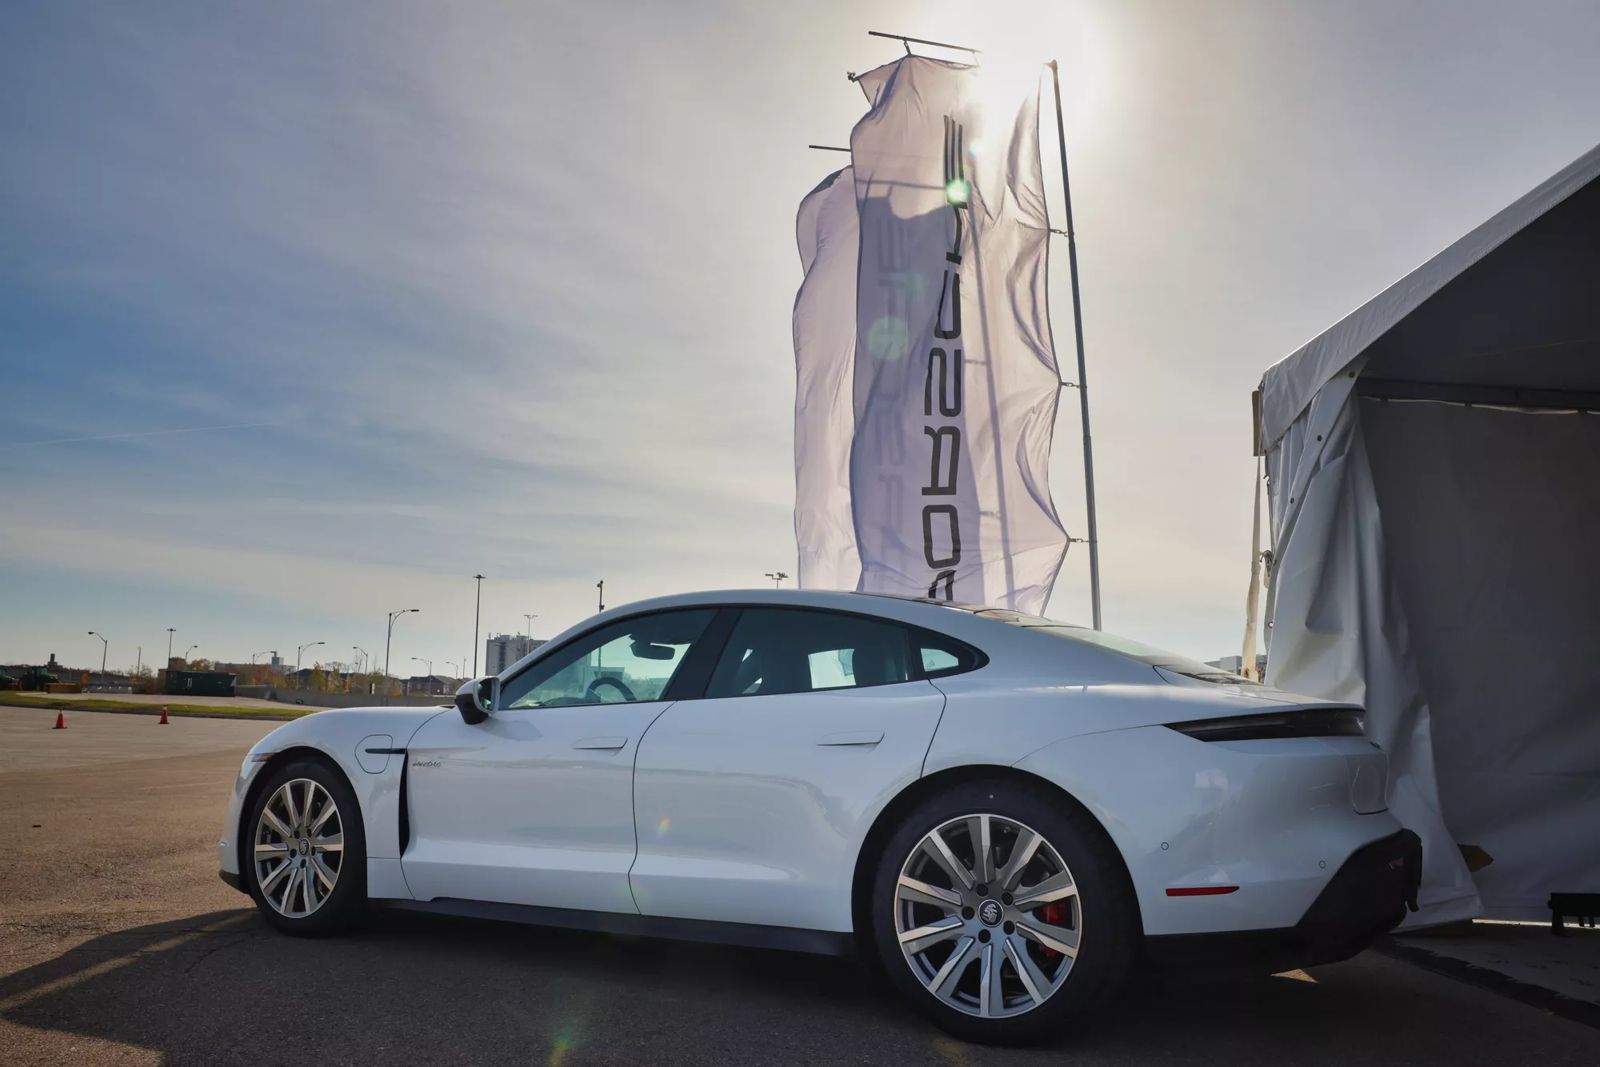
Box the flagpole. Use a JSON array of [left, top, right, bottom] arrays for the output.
[[1048, 59, 1103, 630]]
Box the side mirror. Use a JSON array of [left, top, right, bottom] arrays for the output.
[[455, 676, 496, 725]]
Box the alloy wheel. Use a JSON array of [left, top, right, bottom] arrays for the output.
[[893, 813, 1081, 1018], [253, 777, 344, 918]]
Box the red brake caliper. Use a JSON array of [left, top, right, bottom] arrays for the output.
[[1036, 901, 1070, 959]]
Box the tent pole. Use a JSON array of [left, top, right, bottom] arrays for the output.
[[1048, 59, 1102, 630]]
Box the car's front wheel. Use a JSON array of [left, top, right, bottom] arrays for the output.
[[869, 779, 1137, 1045], [245, 757, 367, 935]]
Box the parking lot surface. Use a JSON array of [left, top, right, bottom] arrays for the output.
[[2, 705, 1598, 1066]]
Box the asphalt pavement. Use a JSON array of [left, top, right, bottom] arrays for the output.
[[2, 704, 1597, 1066]]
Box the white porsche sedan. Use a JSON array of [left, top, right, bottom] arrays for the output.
[[219, 589, 1419, 1045]]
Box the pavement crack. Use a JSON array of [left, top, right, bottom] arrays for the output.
[[182, 932, 257, 976]]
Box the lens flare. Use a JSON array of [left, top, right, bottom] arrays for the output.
[[945, 177, 971, 205]]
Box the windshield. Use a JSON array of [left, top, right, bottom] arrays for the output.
[[975, 609, 1255, 684]]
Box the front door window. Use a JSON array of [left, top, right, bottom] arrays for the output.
[[499, 609, 715, 709]]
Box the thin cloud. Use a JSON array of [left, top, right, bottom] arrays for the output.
[[4, 420, 286, 449]]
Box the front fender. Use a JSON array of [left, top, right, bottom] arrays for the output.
[[218, 707, 449, 897]]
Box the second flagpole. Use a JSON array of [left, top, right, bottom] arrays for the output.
[[1048, 58, 1103, 631]]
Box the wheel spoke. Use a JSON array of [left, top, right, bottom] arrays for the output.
[[921, 828, 976, 892], [1016, 917, 1079, 958], [312, 832, 343, 854], [898, 916, 964, 954], [279, 785, 300, 833], [1013, 871, 1077, 909], [997, 827, 1042, 891], [977, 942, 1001, 1018], [259, 858, 291, 894], [254, 842, 289, 861], [967, 815, 995, 885], [1003, 936, 1049, 1005], [301, 782, 318, 833], [309, 798, 337, 836], [279, 866, 301, 913], [929, 935, 976, 997], [311, 854, 338, 892], [897, 875, 962, 911], [261, 808, 295, 842]]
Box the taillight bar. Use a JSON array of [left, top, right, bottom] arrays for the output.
[[1166, 707, 1365, 742]]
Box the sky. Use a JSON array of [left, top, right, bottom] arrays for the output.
[[3, 0, 1599, 677]]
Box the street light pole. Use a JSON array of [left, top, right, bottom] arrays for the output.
[[166, 628, 176, 663], [596, 580, 605, 613], [472, 574, 486, 677], [296, 640, 325, 673], [353, 647, 368, 673], [87, 631, 108, 679], [184, 645, 199, 662], [411, 657, 433, 694], [384, 609, 419, 705], [523, 613, 537, 637], [764, 571, 789, 589]]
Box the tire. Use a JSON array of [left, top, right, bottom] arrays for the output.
[[244, 756, 367, 936], [869, 779, 1137, 1045]]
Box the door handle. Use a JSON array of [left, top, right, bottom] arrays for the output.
[[572, 736, 629, 751], [816, 730, 884, 747]]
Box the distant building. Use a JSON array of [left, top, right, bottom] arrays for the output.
[[405, 674, 456, 697], [1207, 654, 1268, 678], [485, 634, 544, 675]]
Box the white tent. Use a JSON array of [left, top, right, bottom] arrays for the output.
[[1255, 143, 1600, 925]]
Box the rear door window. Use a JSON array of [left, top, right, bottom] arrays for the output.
[[704, 609, 915, 698]]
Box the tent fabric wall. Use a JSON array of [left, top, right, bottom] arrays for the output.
[[1262, 379, 1482, 924], [1362, 399, 1600, 918], [1258, 142, 1600, 924]]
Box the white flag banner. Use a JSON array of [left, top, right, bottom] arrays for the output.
[[792, 167, 863, 590], [846, 56, 1067, 612]]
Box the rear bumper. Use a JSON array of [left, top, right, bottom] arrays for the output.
[[1146, 829, 1422, 972]]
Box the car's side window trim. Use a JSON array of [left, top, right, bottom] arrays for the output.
[[493, 604, 988, 708], [494, 607, 715, 711]]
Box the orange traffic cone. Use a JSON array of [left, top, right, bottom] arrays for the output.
[[53, 711, 67, 730], [158, 706, 170, 725]]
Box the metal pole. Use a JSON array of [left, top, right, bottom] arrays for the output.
[[385, 609, 418, 704], [384, 615, 395, 705], [866, 30, 980, 54], [472, 574, 485, 676], [596, 580, 605, 613], [166, 628, 175, 663], [1048, 59, 1103, 630]]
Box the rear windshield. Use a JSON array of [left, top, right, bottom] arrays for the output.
[[975, 609, 1254, 684]]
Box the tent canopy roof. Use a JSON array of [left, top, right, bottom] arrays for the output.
[[1259, 143, 1600, 447]]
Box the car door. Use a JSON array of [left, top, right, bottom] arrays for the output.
[[402, 608, 716, 914], [630, 607, 955, 933]]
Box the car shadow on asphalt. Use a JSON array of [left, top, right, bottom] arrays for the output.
[[1, 906, 1578, 1065]]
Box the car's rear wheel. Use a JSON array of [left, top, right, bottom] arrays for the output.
[[245, 757, 366, 935], [869, 779, 1137, 1045]]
